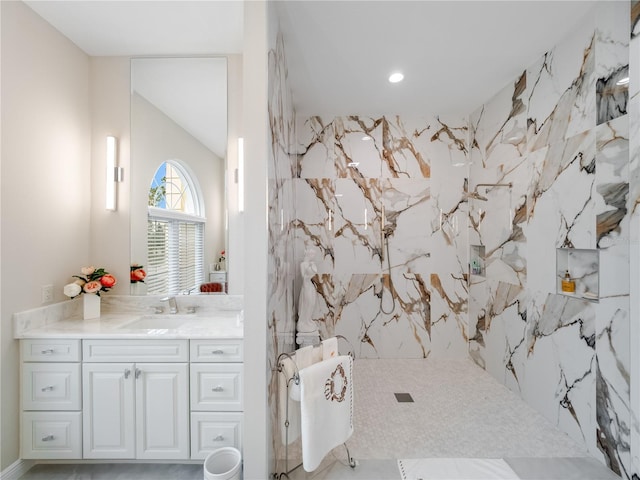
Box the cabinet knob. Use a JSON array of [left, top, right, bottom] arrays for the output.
[[41, 385, 55, 392], [214, 435, 225, 441], [211, 350, 225, 355], [124, 369, 131, 379], [41, 434, 55, 442], [212, 385, 224, 392], [40, 349, 54, 355]]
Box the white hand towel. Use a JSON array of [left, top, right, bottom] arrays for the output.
[[289, 345, 320, 401], [299, 355, 353, 472], [278, 355, 301, 444], [321, 337, 339, 360]]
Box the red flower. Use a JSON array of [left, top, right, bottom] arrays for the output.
[[130, 268, 146, 283], [100, 274, 117, 288]]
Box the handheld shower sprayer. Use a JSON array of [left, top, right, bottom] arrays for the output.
[[380, 205, 396, 314]]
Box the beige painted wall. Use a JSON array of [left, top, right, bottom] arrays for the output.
[[0, 1, 250, 473], [89, 57, 131, 295], [0, 1, 91, 468]]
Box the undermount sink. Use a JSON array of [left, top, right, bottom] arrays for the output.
[[119, 315, 193, 330]]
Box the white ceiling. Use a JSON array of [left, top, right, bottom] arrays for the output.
[[24, 0, 598, 134], [276, 0, 598, 117]]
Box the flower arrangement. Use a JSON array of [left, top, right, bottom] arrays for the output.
[[63, 266, 117, 298], [218, 250, 226, 263], [130, 264, 146, 284]]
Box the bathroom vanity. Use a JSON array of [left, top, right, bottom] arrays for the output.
[[14, 301, 243, 462]]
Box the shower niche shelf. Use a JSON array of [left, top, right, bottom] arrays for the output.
[[556, 248, 599, 302], [470, 245, 485, 278]]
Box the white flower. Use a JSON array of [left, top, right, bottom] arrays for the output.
[[81, 266, 95, 276], [63, 282, 82, 298]]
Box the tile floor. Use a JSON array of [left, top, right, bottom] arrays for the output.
[[282, 358, 620, 479], [18, 358, 621, 480]]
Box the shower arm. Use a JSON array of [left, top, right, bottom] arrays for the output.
[[475, 182, 513, 190]]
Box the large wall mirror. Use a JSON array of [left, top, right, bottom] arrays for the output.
[[130, 57, 228, 295]]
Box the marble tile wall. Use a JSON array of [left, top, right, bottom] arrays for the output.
[[294, 116, 469, 359], [268, 30, 297, 463], [269, 1, 637, 478], [629, 2, 640, 476], [468, 3, 634, 477]]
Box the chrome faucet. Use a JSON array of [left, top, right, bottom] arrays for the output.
[[161, 296, 178, 314]]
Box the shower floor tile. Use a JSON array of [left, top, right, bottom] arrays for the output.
[[284, 358, 615, 479]]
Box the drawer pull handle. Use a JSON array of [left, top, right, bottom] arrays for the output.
[[135, 368, 141, 379], [124, 369, 131, 379], [212, 385, 224, 392], [41, 385, 55, 392], [41, 434, 55, 442], [214, 435, 225, 441], [41, 349, 55, 355], [212, 350, 225, 355]]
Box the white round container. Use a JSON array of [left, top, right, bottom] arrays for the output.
[[203, 447, 242, 480]]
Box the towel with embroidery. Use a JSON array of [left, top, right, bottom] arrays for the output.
[[299, 354, 353, 472]]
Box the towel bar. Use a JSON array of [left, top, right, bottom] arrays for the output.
[[274, 336, 356, 478]]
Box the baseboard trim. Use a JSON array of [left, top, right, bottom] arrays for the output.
[[1, 459, 34, 480]]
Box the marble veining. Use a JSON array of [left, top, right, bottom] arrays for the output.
[[267, 3, 635, 479], [468, 4, 634, 478]]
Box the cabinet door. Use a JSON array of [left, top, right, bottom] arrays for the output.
[[135, 363, 189, 459], [82, 363, 135, 459]]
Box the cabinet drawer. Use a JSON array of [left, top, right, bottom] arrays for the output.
[[190, 412, 242, 460], [190, 364, 243, 411], [190, 339, 243, 363], [83, 339, 188, 362], [22, 411, 82, 459], [22, 339, 80, 362], [23, 363, 81, 411]]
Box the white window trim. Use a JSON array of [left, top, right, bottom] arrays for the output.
[[148, 205, 207, 224]]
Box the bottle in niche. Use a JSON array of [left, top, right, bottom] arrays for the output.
[[561, 270, 575, 293]]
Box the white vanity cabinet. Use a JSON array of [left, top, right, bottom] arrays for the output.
[[20, 339, 82, 459], [82, 339, 189, 460], [189, 339, 243, 459], [19, 334, 243, 462]]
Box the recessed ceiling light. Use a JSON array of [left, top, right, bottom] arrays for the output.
[[388, 72, 404, 83], [616, 76, 630, 85]]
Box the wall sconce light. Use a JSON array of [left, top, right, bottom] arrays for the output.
[[237, 137, 244, 213], [105, 135, 123, 211]]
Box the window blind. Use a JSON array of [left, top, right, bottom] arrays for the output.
[[147, 214, 204, 295]]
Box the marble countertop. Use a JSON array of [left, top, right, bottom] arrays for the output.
[[15, 311, 244, 340]]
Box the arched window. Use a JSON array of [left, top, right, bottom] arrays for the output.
[[147, 160, 205, 294]]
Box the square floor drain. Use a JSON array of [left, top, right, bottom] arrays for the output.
[[394, 392, 414, 403]]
